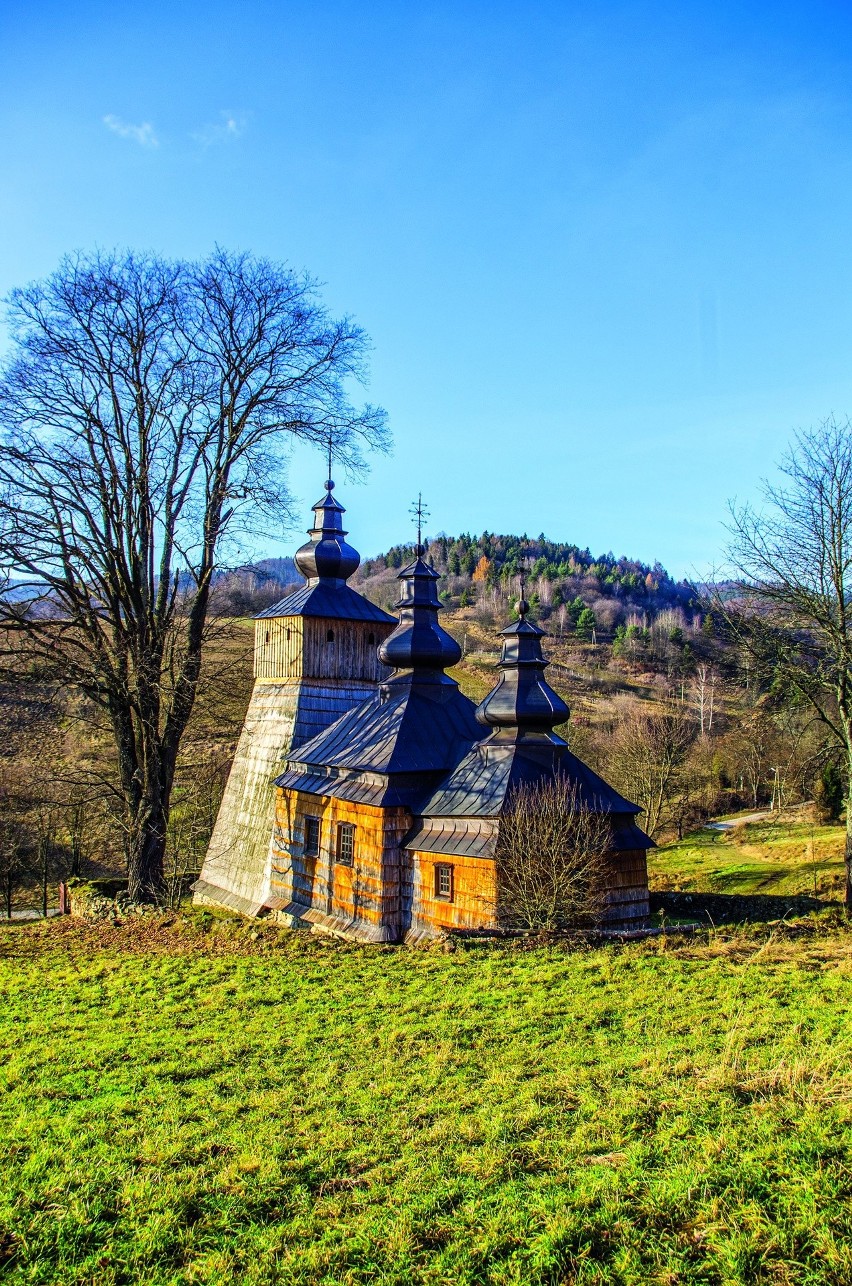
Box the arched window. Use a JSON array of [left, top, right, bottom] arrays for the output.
[[326, 629, 335, 643], [264, 630, 270, 645]]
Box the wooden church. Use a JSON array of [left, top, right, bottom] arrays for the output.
[[193, 478, 651, 940]]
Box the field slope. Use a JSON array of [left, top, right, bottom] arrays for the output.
[[2, 915, 852, 1285], [651, 815, 847, 900]]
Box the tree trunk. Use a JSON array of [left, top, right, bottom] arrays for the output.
[[846, 775, 852, 915], [127, 794, 170, 903]]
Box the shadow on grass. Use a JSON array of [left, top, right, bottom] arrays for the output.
[[651, 889, 837, 924]]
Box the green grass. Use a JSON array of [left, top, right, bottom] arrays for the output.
[[651, 816, 847, 899], [3, 915, 852, 1284]]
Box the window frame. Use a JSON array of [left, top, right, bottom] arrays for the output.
[[303, 815, 321, 858], [434, 862, 454, 901], [336, 822, 356, 866]]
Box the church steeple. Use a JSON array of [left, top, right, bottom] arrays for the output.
[[379, 495, 461, 681], [293, 477, 361, 586], [475, 588, 569, 739]]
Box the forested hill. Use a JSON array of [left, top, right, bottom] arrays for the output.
[[208, 532, 699, 636], [352, 532, 698, 633]]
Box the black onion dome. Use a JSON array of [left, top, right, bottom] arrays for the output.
[[379, 551, 462, 676], [476, 598, 569, 737], [293, 480, 361, 585]]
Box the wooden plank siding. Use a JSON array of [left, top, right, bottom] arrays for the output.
[[254, 617, 393, 683]]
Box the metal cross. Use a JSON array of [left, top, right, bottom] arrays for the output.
[[410, 492, 429, 549], [326, 432, 334, 488]]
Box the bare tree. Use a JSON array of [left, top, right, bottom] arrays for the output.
[[494, 776, 610, 931], [0, 811, 27, 919], [724, 417, 852, 908], [690, 662, 719, 735], [608, 705, 694, 839], [0, 249, 388, 901]]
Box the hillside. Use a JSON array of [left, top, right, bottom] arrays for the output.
[[3, 914, 852, 1284], [357, 532, 699, 637], [214, 532, 701, 640]]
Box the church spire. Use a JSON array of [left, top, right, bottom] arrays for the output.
[[475, 581, 569, 739], [293, 474, 361, 586], [379, 496, 461, 681]]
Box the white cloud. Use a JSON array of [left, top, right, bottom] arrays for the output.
[[193, 110, 248, 147], [103, 115, 159, 148]]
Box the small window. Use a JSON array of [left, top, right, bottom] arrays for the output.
[[326, 629, 335, 643], [286, 628, 291, 642], [336, 822, 355, 866], [304, 815, 320, 857], [435, 863, 454, 901], [367, 632, 375, 645], [264, 630, 270, 644]]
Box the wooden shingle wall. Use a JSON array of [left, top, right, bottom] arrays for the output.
[[270, 790, 409, 937], [254, 617, 393, 683], [405, 851, 498, 935], [600, 849, 650, 924]]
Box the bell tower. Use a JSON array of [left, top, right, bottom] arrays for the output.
[[193, 477, 396, 916]]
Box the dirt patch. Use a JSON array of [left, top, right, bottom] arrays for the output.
[[0, 911, 314, 959]]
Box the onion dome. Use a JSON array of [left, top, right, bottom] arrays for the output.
[[379, 546, 462, 678], [293, 479, 361, 585], [476, 596, 569, 738]]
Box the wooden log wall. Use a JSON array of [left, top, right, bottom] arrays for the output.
[[270, 789, 650, 940], [270, 789, 409, 938]]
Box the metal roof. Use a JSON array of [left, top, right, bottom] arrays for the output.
[[417, 737, 646, 824], [403, 818, 498, 858], [279, 676, 486, 778], [255, 581, 395, 623]]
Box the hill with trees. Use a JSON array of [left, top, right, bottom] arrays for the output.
[[354, 531, 698, 636]]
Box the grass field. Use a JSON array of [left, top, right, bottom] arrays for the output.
[[650, 815, 847, 901], [3, 913, 852, 1284]]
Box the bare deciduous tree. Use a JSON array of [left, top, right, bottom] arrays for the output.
[[723, 417, 852, 908], [0, 249, 388, 901], [494, 776, 610, 931], [608, 705, 694, 839]]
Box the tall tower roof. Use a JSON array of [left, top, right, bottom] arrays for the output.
[[293, 478, 361, 585], [256, 477, 394, 625], [475, 593, 569, 739], [379, 549, 462, 681]]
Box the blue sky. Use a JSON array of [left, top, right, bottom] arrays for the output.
[[2, 0, 852, 577]]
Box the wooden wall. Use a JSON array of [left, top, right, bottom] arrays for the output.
[[270, 789, 410, 936], [254, 617, 393, 683], [270, 787, 650, 941], [405, 851, 498, 935], [600, 849, 650, 925]]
